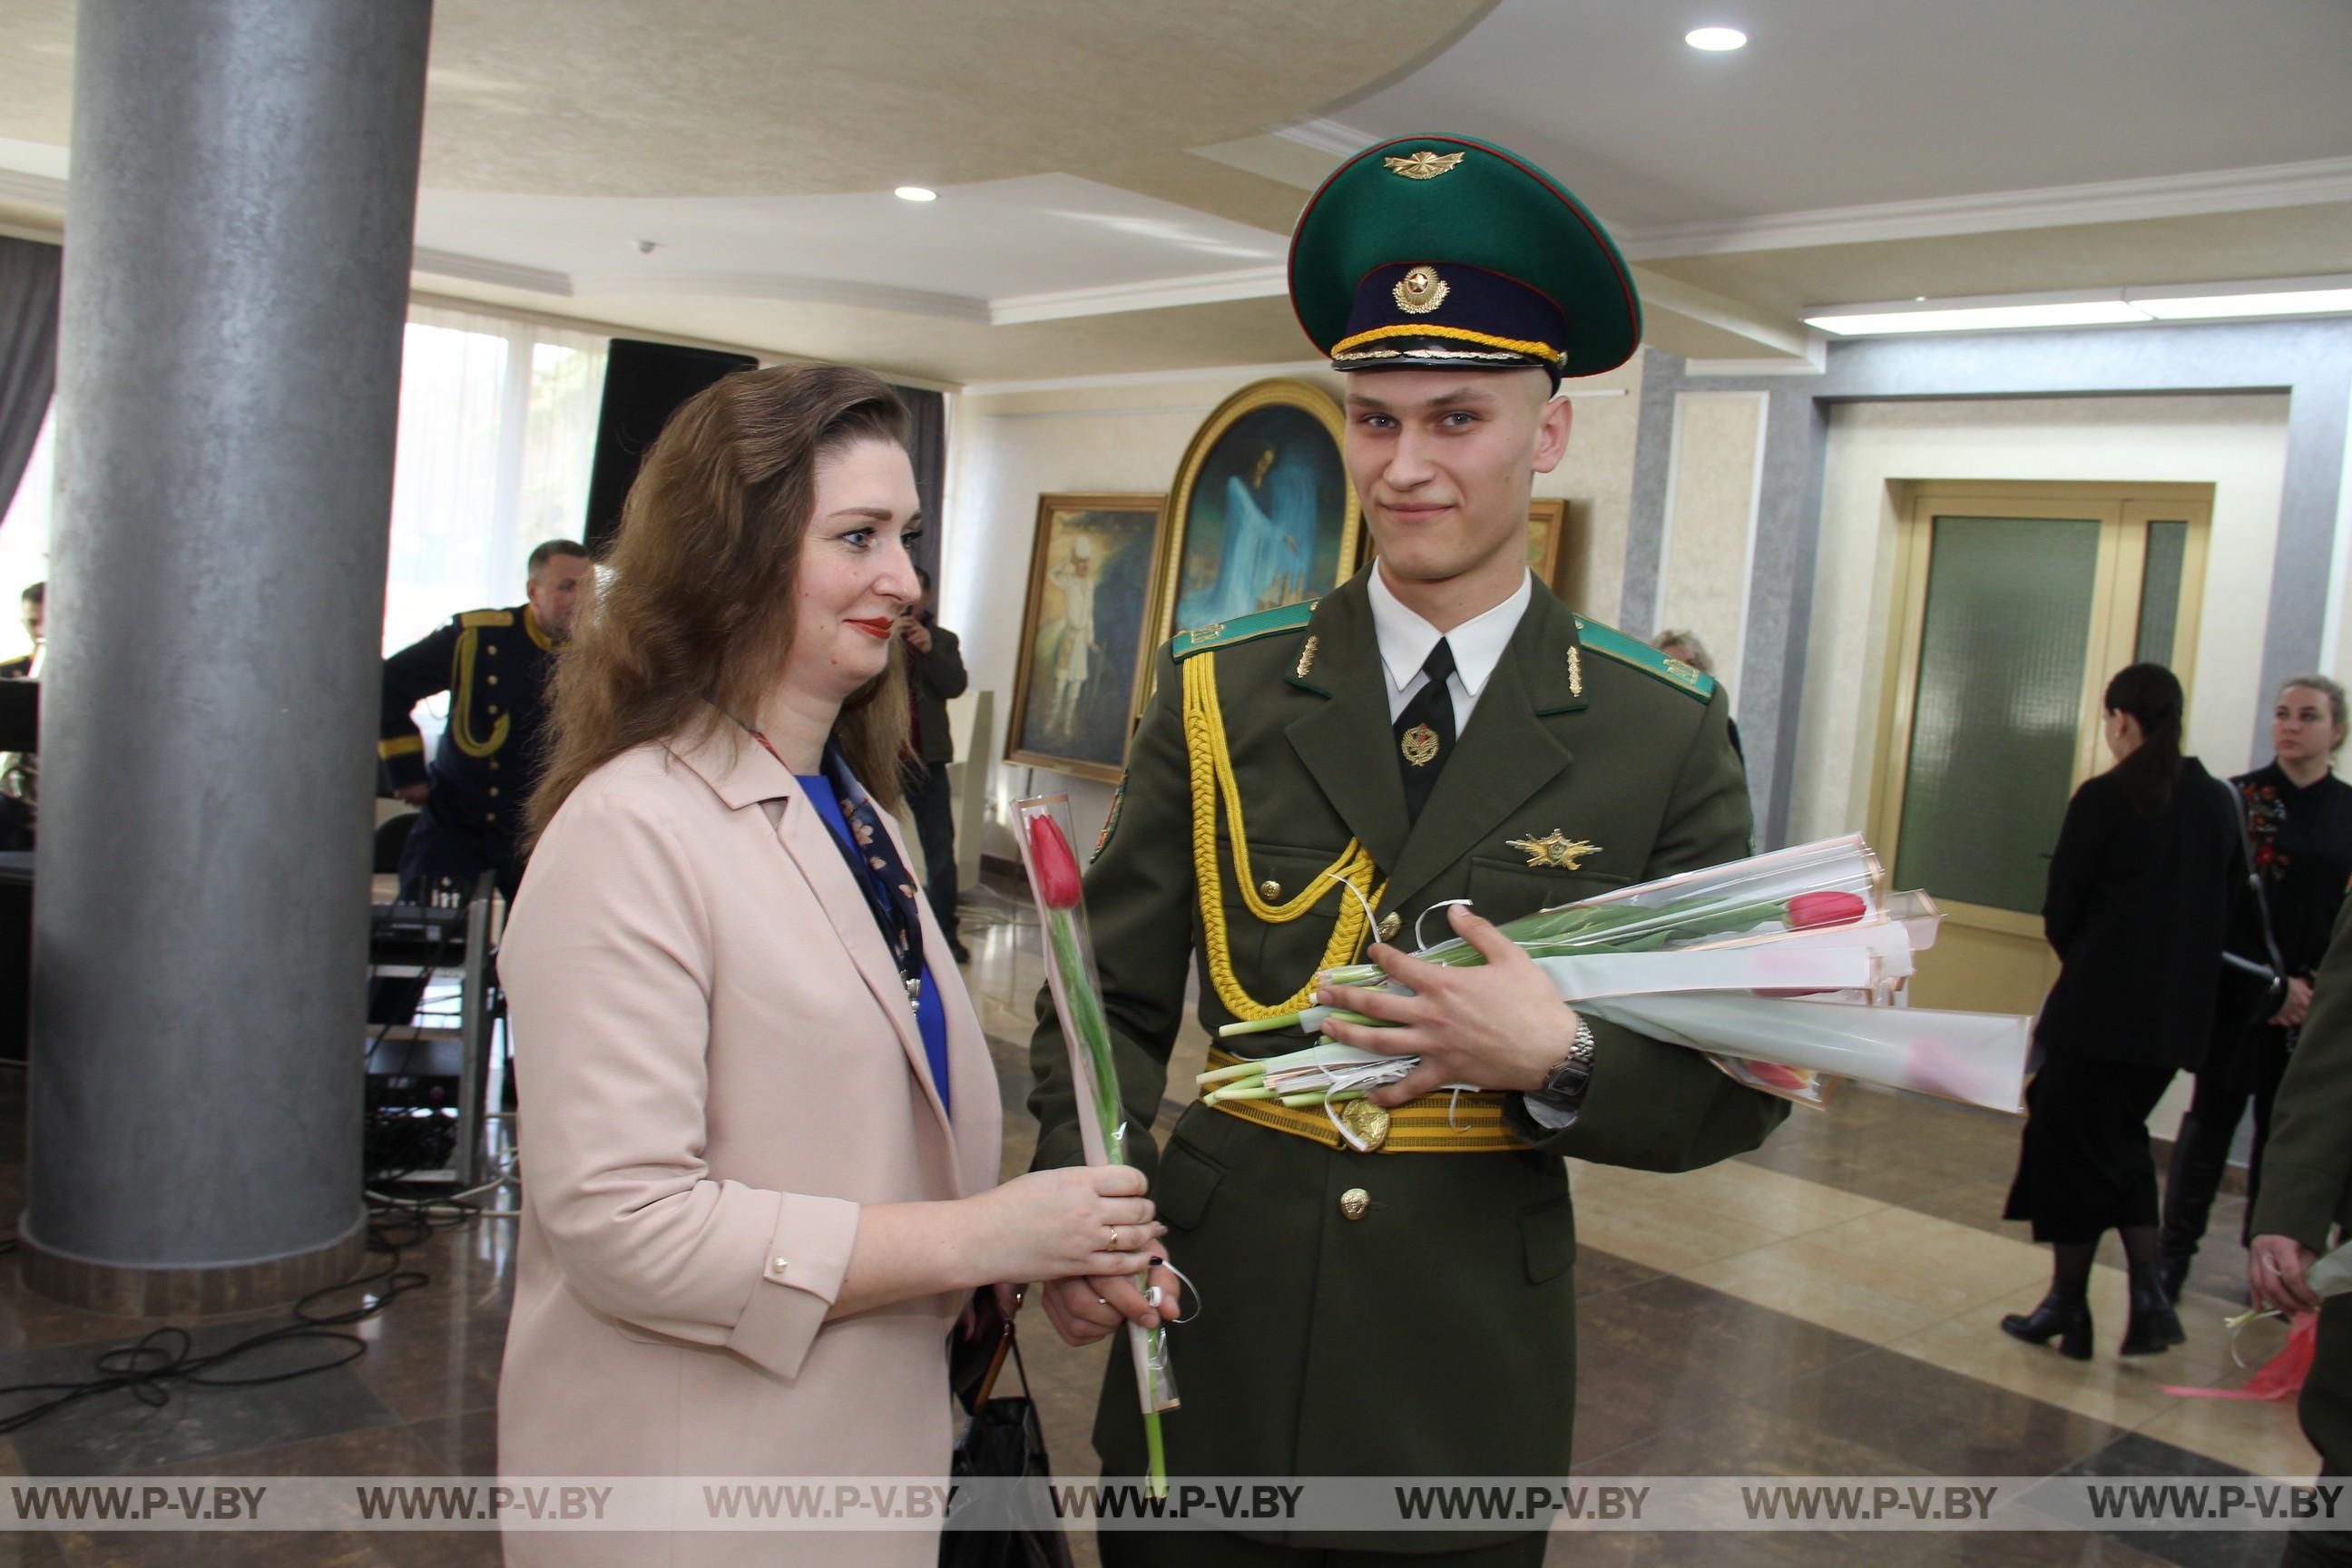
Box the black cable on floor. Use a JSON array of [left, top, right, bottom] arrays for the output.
[[0, 1185, 482, 1435]]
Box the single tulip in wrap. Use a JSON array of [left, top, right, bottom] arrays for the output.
[[1210, 836, 2031, 1119], [1015, 796, 1176, 1495]]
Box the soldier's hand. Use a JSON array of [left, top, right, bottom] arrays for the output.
[[393, 783, 429, 806], [1036, 1257, 1181, 1348], [2249, 1233, 2321, 1314], [1318, 903, 1577, 1106], [901, 620, 933, 654]]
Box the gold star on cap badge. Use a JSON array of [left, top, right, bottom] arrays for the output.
[[1393, 265, 1449, 315], [1384, 150, 1466, 181], [1506, 831, 1602, 870]]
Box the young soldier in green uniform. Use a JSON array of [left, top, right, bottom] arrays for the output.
[[2249, 893, 2352, 1566], [1027, 134, 1787, 1565]]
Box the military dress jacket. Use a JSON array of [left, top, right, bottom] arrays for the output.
[[378, 604, 556, 844], [1026, 569, 1786, 1544]]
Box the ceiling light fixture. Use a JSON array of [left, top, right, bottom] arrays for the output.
[[1805, 275, 2352, 337], [894, 186, 938, 203], [1684, 26, 1748, 51]]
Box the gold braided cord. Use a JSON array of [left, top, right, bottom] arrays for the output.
[[1182, 652, 1386, 1020]]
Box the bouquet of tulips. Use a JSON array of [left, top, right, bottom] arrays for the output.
[[1014, 794, 1177, 1496], [1208, 836, 2031, 1135]]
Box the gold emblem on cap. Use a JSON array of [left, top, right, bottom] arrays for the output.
[[1506, 830, 1602, 871], [1400, 723, 1441, 767], [1384, 150, 1466, 181], [1393, 265, 1449, 316]]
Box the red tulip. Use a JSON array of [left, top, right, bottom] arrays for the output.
[[1027, 813, 1083, 909], [1787, 891, 1867, 929]]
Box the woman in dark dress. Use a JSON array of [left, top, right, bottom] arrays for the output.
[[2003, 663, 2242, 1358], [2161, 675, 2352, 1299]]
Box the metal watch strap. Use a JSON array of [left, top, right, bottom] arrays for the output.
[[1541, 1016, 1599, 1101]]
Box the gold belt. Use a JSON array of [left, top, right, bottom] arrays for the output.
[[1200, 1048, 1525, 1153]]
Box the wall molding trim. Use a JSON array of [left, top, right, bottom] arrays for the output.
[[1613, 156, 2352, 260]]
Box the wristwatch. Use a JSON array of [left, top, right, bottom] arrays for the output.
[[1538, 1016, 1599, 1104]]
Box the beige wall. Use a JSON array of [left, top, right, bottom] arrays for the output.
[[936, 354, 1649, 862], [1655, 390, 1768, 691], [1788, 392, 2295, 848]]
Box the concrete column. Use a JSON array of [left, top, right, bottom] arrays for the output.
[[24, 0, 432, 1310]]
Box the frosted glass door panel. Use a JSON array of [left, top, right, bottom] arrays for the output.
[[1894, 515, 2101, 914], [2136, 520, 2188, 666]]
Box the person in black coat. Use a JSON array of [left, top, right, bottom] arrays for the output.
[[897, 566, 970, 962], [2161, 675, 2352, 1301], [2003, 662, 2242, 1358]]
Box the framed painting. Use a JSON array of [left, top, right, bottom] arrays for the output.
[[1526, 497, 1568, 590], [1153, 378, 1359, 642], [1004, 493, 1169, 785]]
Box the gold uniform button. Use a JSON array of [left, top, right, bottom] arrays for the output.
[[1377, 912, 1402, 942], [1339, 1188, 1371, 1221], [486, 704, 499, 714], [485, 643, 497, 655], [488, 787, 499, 798], [489, 760, 500, 771], [1259, 879, 1282, 901], [484, 811, 495, 822], [486, 674, 498, 685]]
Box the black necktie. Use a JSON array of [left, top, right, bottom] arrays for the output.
[[1394, 638, 1457, 823]]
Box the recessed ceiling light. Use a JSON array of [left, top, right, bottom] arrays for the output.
[[1684, 26, 1747, 51], [894, 186, 937, 203]]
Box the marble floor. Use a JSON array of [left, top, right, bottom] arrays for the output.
[[0, 881, 2320, 1565]]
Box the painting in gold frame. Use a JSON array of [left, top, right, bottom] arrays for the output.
[[1004, 493, 1169, 785], [1525, 497, 1568, 590], [1153, 378, 1360, 642]]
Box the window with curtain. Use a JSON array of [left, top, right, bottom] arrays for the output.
[[383, 304, 608, 654], [0, 309, 609, 671], [0, 406, 54, 663]]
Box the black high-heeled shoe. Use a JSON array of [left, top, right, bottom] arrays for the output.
[[2001, 1292, 2093, 1360], [2119, 1285, 2186, 1355]]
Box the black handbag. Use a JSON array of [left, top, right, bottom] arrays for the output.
[[2216, 777, 2290, 1030], [943, 1304, 1073, 1568]]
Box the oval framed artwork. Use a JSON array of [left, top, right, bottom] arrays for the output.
[[1152, 378, 1361, 643]]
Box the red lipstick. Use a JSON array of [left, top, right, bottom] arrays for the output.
[[847, 617, 895, 640]]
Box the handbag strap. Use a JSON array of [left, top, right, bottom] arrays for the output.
[[2222, 775, 2289, 986]]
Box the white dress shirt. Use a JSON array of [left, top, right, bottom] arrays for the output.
[[1366, 564, 1532, 730]]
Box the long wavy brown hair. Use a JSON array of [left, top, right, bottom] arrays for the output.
[[529, 365, 913, 842]]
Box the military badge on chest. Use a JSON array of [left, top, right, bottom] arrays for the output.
[[1400, 723, 1442, 767], [1506, 830, 1602, 870]]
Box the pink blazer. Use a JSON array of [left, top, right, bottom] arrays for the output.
[[496, 721, 1001, 1567]]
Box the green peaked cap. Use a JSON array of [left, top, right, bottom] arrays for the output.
[[1289, 133, 1642, 380]]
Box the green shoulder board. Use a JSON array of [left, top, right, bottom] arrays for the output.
[[1574, 615, 1716, 701], [1171, 599, 1318, 662]]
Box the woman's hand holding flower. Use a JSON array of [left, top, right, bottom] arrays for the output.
[[1036, 1258, 1185, 1348]]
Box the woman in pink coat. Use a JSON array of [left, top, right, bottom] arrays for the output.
[[497, 365, 1163, 1565]]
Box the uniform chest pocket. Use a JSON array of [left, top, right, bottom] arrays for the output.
[[1213, 835, 1362, 979], [1465, 857, 1632, 928]]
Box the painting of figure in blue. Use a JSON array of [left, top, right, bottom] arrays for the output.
[[1006, 494, 1168, 785], [1167, 386, 1357, 635]]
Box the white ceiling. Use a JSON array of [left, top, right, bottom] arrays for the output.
[[0, 0, 2347, 385]]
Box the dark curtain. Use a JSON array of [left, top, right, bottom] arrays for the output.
[[0, 238, 61, 527], [892, 384, 947, 583]]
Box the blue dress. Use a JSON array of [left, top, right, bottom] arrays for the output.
[[795, 772, 951, 1114]]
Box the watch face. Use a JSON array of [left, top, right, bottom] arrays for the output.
[[1546, 1063, 1592, 1100]]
